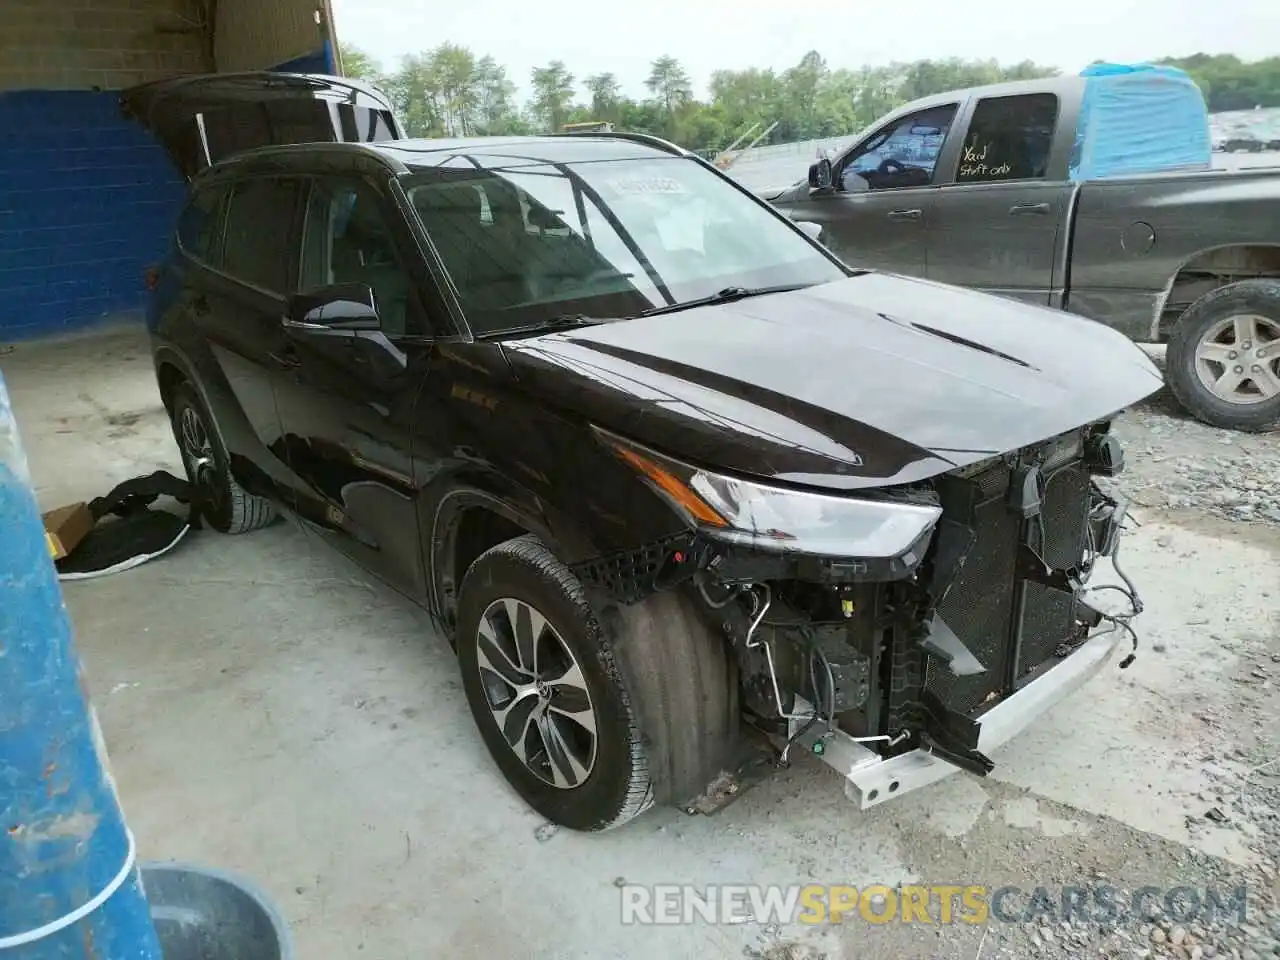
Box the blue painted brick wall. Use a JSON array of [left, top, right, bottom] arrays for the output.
[[0, 45, 335, 342], [0, 89, 185, 341]]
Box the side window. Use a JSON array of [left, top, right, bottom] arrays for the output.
[[300, 178, 422, 337], [176, 183, 228, 265], [220, 177, 303, 292], [337, 105, 400, 143], [840, 104, 958, 191], [955, 94, 1059, 184]]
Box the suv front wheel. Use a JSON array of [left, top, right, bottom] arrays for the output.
[[455, 534, 737, 831]]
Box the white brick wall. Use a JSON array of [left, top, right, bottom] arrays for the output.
[[0, 0, 207, 92]]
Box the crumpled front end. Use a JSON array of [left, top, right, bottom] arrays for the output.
[[787, 421, 1143, 807], [573, 418, 1144, 810]]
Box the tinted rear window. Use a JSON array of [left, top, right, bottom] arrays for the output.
[[221, 177, 303, 292], [956, 93, 1060, 182], [176, 183, 228, 264]]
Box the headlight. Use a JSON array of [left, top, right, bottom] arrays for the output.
[[596, 427, 942, 560]]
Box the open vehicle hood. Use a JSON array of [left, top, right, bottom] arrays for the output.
[[501, 272, 1163, 491], [120, 72, 403, 180]]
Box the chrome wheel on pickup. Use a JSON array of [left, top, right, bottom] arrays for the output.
[[1168, 279, 1280, 433]]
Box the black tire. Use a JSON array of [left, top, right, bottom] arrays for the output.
[[455, 535, 736, 831], [1166, 279, 1280, 432], [169, 382, 278, 534]]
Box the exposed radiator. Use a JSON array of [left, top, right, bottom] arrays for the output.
[[921, 440, 1092, 717]]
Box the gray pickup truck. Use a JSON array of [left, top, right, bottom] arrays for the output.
[[767, 72, 1280, 432]]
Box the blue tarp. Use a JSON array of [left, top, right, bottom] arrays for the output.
[[1069, 63, 1212, 181]]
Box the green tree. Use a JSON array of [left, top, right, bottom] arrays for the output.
[[372, 47, 1256, 157], [708, 66, 784, 146], [783, 51, 828, 140], [646, 55, 693, 115], [385, 52, 444, 137], [339, 43, 382, 83], [1160, 54, 1280, 110], [474, 56, 522, 134], [530, 61, 577, 132], [584, 72, 623, 123], [425, 43, 479, 136]]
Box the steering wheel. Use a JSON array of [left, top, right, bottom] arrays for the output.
[[877, 158, 907, 176]]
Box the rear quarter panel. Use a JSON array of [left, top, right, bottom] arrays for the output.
[[1067, 169, 1280, 341], [150, 260, 299, 504]]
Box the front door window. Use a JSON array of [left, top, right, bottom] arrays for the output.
[[299, 178, 423, 337], [839, 104, 959, 191]]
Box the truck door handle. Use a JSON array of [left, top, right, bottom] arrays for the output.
[[191, 295, 210, 316], [887, 208, 922, 222], [1009, 202, 1051, 216]]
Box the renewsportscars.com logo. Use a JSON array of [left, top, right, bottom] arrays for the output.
[[619, 884, 1252, 927]]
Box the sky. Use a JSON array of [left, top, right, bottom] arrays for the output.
[[330, 0, 1277, 104]]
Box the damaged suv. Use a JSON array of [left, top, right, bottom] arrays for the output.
[[144, 126, 1162, 831]]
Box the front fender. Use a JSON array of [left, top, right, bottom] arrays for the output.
[[423, 470, 610, 622]]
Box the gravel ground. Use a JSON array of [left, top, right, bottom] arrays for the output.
[[937, 360, 1280, 960], [1109, 353, 1280, 526]]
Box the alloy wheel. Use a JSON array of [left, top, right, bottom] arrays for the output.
[[474, 597, 598, 789], [177, 403, 223, 509], [1194, 313, 1280, 405]]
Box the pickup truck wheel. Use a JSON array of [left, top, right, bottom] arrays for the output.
[[455, 535, 736, 831], [1167, 279, 1280, 432]]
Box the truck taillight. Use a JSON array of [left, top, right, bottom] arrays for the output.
[[144, 266, 159, 291]]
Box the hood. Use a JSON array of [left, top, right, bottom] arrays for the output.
[[120, 72, 403, 180], [501, 272, 1163, 491]]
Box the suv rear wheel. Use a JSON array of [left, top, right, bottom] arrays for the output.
[[1167, 279, 1280, 432], [169, 382, 278, 534], [455, 535, 736, 831]]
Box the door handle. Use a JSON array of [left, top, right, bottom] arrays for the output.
[[281, 318, 328, 332], [191, 295, 210, 316], [1009, 202, 1051, 216], [887, 208, 923, 222], [268, 348, 301, 370]]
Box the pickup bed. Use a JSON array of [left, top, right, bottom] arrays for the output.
[[767, 72, 1280, 432]]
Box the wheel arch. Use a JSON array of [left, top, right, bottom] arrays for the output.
[[1156, 243, 1280, 341], [427, 484, 609, 637], [152, 341, 289, 501]]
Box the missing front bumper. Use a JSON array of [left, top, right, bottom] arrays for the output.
[[789, 625, 1125, 809]]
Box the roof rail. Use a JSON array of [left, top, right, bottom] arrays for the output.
[[554, 129, 688, 157]]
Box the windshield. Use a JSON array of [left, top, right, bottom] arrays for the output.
[[402, 155, 845, 335]]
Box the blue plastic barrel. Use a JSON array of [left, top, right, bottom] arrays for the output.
[[0, 371, 164, 958]]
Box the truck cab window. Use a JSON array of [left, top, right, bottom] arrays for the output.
[[839, 104, 958, 192], [955, 93, 1059, 183]]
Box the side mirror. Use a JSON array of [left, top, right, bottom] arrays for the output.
[[284, 282, 380, 332], [793, 220, 823, 243], [808, 158, 833, 191]]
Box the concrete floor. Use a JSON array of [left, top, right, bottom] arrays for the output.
[[3, 325, 1277, 959]]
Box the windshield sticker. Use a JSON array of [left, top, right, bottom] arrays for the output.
[[605, 176, 688, 196]]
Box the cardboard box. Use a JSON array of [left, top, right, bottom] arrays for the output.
[[43, 502, 94, 560]]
